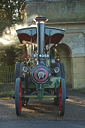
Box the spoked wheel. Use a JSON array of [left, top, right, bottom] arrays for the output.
[[59, 78, 66, 116], [15, 78, 22, 116]]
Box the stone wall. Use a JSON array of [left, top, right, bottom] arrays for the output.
[[25, 0, 85, 21], [72, 55, 85, 89], [47, 22, 85, 89], [57, 43, 72, 86]]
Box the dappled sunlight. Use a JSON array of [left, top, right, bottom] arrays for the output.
[[0, 14, 38, 46], [66, 95, 85, 108], [22, 107, 35, 113], [22, 101, 55, 115], [67, 99, 82, 104], [0, 38, 9, 45], [0, 97, 85, 121], [0, 99, 15, 109]]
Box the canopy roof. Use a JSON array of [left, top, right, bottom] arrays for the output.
[[16, 27, 65, 45]]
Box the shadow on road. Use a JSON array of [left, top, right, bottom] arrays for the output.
[[0, 87, 85, 121]]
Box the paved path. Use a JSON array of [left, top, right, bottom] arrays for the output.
[[0, 87, 85, 127]]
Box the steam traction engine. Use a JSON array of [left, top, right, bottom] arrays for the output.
[[14, 17, 66, 116]]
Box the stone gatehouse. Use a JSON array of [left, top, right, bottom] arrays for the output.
[[20, 0, 85, 89]]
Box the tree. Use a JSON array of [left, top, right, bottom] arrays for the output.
[[0, 1, 26, 65], [0, 45, 23, 65], [0, 0, 25, 24]]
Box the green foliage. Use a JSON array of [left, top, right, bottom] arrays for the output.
[[51, 45, 60, 62], [2, 46, 16, 65], [0, 65, 14, 84], [14, 45, 24, 62], [0, 1, 26, 64], [0, 45, 23, 65], [0, 0, 25, 24]]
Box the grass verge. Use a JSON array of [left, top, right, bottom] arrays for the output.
[[0, 86, 14, 98]]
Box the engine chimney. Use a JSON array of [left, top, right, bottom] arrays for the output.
[[34, 17, 48, 64]]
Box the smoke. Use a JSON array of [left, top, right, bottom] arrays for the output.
[[0, 24, 28, 46], [25, 14, 38, 23], [0, 14, 38, 46]]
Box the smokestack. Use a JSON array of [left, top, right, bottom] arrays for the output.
[[34, 17, 48, 64]]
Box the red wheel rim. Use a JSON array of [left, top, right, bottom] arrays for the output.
[[19, 81, 22, 112], [54, 90, 56, 103], [59, 82, 62, 112]]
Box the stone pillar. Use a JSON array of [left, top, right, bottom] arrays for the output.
[[72, 55, 85, 89]]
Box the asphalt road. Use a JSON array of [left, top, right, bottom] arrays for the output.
[[0, 120, 85, 128]]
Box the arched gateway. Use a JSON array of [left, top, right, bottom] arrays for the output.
[[57, 43, 72, 86]]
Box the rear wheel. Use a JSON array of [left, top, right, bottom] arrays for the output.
[[59, 78, 66, 116], [20, 62, 24, 76], [14, 62, 20, 81], [56, 63, 61, 77], [15, 78, 22, 116], [60, 63, 65, 79]]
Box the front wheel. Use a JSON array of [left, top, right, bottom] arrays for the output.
[[59, 78, 66, 116], [15, 78, 22, 116], [14, 62, 20, 81], [60, 63, 65, 79]]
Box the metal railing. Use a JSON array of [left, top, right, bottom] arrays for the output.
[[0, 65, 15, 86]]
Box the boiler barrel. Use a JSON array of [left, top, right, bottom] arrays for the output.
[[37, 22, 45, 55]]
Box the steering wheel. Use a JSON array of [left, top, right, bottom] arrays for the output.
[[22, 54, 31, 61]]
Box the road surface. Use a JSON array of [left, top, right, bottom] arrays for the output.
[[0, 87, 85, 128]]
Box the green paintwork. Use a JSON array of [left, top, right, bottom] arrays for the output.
[[21, 76, 61, 101], [23, 94, 57, 99]]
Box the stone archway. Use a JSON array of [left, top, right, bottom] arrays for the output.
[[57, 43, 72, 87]]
